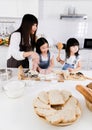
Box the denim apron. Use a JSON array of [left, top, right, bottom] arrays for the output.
[[62, 55, 79, 70], [39, 52, 50, 69], [62, 63, 74, 70]]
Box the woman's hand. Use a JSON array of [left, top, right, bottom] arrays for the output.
[[39, 69, 46, 74], [32, 57, 39, 71], [31, 52, 39, 60], [23, 51, 39, 61]]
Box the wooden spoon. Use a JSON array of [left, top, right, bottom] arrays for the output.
[[57, 42, 63, 58]]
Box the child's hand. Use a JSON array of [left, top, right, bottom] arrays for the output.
[[39, 69, 45, 74], [68, 68, 74, 72], [45, 68, 52, 74], [56, 57, 61, 62]]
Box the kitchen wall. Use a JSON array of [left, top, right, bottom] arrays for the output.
[[0, 0, 92, 68], [39, 0, 92, 20], [37, 0, 92, 47], [0, 0, 92, 47], [0, 0, 39, 18]]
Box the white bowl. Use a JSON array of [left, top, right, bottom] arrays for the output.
[[3, 81, 25, 98]]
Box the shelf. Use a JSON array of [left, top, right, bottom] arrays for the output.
[[0, 21, 15, 23], [60, 14, 87, 20], [0, 17, 21, 23]]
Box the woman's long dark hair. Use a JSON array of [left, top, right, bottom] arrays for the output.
[[36, 37, 49, 54], [9, 14, 38, 51], [65, 38, 79, 58]]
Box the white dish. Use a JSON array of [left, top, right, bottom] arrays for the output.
[[3, 81, 25, 98]]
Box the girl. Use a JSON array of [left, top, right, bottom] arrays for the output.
[[7, 14, 39, 68], [36, 37, 54, 74], [57, 38, 81, 72]]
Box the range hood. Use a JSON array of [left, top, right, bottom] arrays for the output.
[[60, 14, 87, 20]]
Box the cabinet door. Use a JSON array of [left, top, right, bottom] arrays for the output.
[[0, 0, 18, 17], [16, 0, 39, 17]]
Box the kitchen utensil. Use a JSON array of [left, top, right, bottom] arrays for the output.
[[57, 42, 63, 58]]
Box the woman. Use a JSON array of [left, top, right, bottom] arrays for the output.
[[7, 14, 39, 68]]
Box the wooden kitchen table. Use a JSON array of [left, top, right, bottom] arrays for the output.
[[0, 69, 92, 130]]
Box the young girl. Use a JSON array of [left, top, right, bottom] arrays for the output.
[[36, 37, 54, 74], [57, 38, 81, 72]]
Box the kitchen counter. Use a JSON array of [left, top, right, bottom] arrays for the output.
[[0, 69, 92, 130]]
